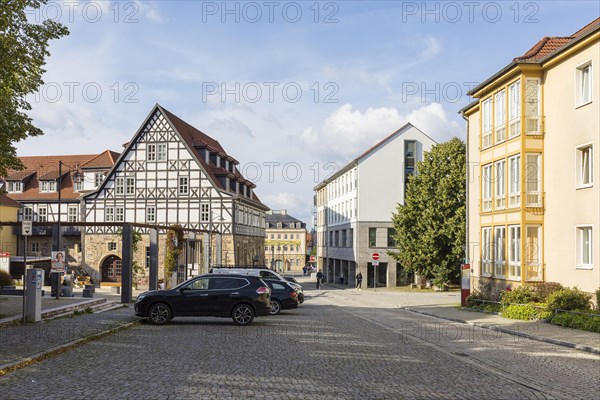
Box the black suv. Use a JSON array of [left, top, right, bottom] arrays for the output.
[[135, 274, 271, 326]]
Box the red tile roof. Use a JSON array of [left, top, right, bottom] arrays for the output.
[[514, 18, 599, 62], [82, 150, 121, 169], [3, 152, 116, 202]]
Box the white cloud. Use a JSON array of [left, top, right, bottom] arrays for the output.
[[207, 117, 254, 138], [294, 103, 461, 160]]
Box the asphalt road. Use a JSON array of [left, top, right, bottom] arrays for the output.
[[0, 288, 598, 399]]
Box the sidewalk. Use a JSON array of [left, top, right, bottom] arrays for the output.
[[0, 287, 143, 373], [309, 278, 600, 355]]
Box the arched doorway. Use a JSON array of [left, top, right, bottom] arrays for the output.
[[101, 255, 122, 283]]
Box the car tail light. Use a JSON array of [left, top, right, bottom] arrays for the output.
[[256, 286, 270, 295], [290, 291, 297, 298]]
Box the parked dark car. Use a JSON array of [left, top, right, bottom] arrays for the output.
[[264, 279, 299, 315], [134, 274, 271, 326], [283, 277, 304, 303], [283, 276, 299, 284]]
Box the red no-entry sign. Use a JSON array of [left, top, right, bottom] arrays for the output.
[[372, 253, 379, 261]]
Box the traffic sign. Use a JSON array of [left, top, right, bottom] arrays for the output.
[[22, 221, 32, 236], [372, 260, 379, 266], [372, 252, 379, 261]]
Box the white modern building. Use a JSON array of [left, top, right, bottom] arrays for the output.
[[314, 123, 436, 287]]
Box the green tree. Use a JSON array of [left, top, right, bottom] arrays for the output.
[[390, 138, 466, 286], [0, 0, 69, 176]]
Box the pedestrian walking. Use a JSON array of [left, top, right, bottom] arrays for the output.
[[303, 266, 307, 276], [355, 272, 362, 290], [339, 271, 344, 285], [316, 270, 324, 290]]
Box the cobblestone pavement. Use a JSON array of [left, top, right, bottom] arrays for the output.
[[1, 286, 599, 399]]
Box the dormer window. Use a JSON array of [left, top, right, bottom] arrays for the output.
[[40, 180, 57, 193], [277, 222, 283, 229], [7, 181, 23, 193]]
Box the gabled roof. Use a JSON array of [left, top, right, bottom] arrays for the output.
[[86, 104, 266, 209], [314, 123, 436, 190]]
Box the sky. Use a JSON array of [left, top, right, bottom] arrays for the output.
[[16, 0, 600, 226]]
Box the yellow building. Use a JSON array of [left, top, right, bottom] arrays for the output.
[[264, 210, 307, 273], [462, 18, 599, 294], [0, 194, 20, 258]]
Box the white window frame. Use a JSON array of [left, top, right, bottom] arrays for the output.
[[7, 181, 23, 193], [508, 154, 521, 208], [38, 207, 47, 223], [115, 177, 124, 195], [576, 225, 593, 269], [494, 89, 506, 143], [178, 176, 189, 196], [525, 153, 542, 207], [146, 206, 156, 223], [575, 60, 592, 108], [525, 78, 541, 134], [105, 207, 115, 222], [508, 80, 521, 138], [116, 207, 125, 222], [94, 172, 104, 187], [126, 177, 136, 195], [482, 98, 492, 148], [494, 160, 506, 209], [147, 144, 156, 161], [481, 227, 492, 276], [201, 203, 210, 223], [482, 164, 492, 211], [23, 207, 33, 221], [157, 143, 168, 161], [508, 225, 521, 279], [576, 144, 593, 188], [494, 226, 506, 277], [67, 205, 78, 222]]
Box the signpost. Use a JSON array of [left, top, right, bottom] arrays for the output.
[[372, 253, 379, 289]]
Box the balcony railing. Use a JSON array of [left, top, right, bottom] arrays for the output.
[[525, 115, 545, 136], [525, 191, 544, 208]]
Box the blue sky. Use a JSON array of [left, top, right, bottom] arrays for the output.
[[18, 1, 600, 225]]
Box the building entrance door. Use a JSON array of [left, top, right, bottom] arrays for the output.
[[101, 255, 122, 282]]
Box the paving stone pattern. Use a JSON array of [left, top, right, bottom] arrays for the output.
[[1, 291, 599, 399]]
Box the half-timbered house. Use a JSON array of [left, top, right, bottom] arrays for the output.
[[82, 104, 268, 285], [2, 151, 118, 268]]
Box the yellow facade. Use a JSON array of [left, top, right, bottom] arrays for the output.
[[0, 198, 19, 257], [464, 25, 599, 294]]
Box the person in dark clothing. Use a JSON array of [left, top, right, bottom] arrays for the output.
[[60, 280, 74, 297], [316, 270, 324, 290], [355, 272, 363, 290]]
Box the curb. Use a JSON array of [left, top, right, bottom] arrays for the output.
[[0, 319, 141, 376], [400, 307, 600, 356], [0, 298, 107, 327]]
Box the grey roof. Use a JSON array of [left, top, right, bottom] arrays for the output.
[[265, 213, 306, 229]]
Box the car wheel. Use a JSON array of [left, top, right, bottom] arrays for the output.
[[232, 304, 255, 326], [269, 300, 282, 315], [148, 303, 171, 325]]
